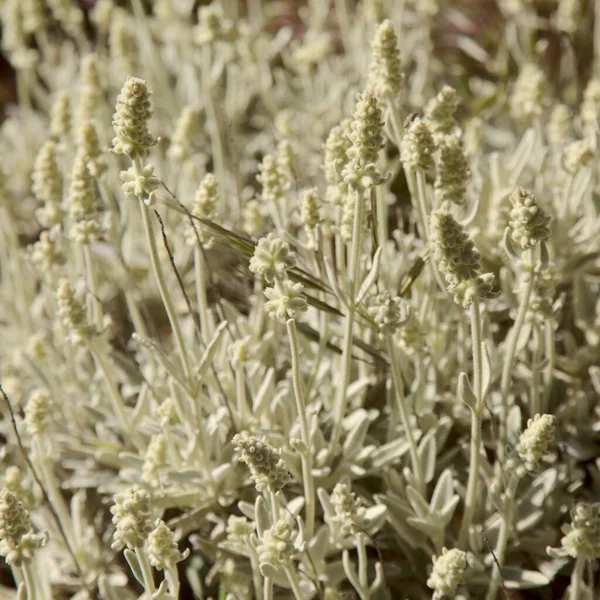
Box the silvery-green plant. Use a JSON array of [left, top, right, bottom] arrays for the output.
[[0, 1, 599, 599]]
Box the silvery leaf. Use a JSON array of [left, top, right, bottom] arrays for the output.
[[430, 469, 454, 515], [124, 549, 143, 585], [418, 430, 437, 484], [406, 486, 430, 519]]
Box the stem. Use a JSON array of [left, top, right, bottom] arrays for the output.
[[542, 319, 555, 414], [285, 319, 315, 539], [283, 565, 305, 600], [235, 362, 247, 426], [88, 341, 137, 445], [486, 474, 519, 600], [458, 298, 484, 549], [357, 534, 369, 592], [21, 562, 37, 600], [330, 189, 365, 453], [83, 244, 103, 332], [530, 326, 543, 417], [500, 250, 535, 462], [386, 336, 423, 495], [194, 245, 213, 345], [135, 549, 157, 599], [138, 195, 192, 381], [263, 577, 273, 600], [570, 556, 586, 600]]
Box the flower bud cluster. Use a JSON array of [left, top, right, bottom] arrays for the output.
[[78, 121, 106, 178], [510, 63, 546, 120], [0, 490, 46, 566], [56, 279, 93, 345], [142, 434, 167, 486], [425, 85, 459, 140], [256, 519, 296, 576], [367, 293, 408, 338], [368, 20, 405, 101], [516, 413, 554, 471], [427, 547, 467, 599], [323, 118, 352, 186], [168, 105, 201, 162], [526, 262, 556, 326], [401, 118, 435, 173], [226, 515, 255, 542], [559, 503, 600, 560], [185, 173, 219, 245], [429, 209, 495, 307], [110, 487, 154, 550], [147, 519, 187, 570], [232, 433, 291, 494], [32, 141, 63, 228], [563, 139, 594, 173], [49, 91, 72, 144], [69, 149, 101, 245], [78, 54, 104, 123], [434, 134, 471, 205], [111, 77, 157, 158], [257, 154, 287, 206], [25, 389, 51, 435], [508, 187, 551, 251], [328, 483, 367, 536], [548, 104, 573, 147], [30, 227, 64, 274], [341, 90, 386, 190]]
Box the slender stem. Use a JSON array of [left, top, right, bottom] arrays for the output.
[[415, 169, 430, 239], [386, 336, 423, 494], [542, 319, 555, 414], [138, 197, 192, 380], [194, 245, 213, 345], [235, 362, 247, 425], [33, 438, 76, 552], [356, 534, 369, 592], [283, 565, 305, 600], [263, 576, 273, 600], [286, 319, 315, 539], [21, 562, 37, 600], [83, 244, 103, 332], [88, 342, 137, 445], [500, 250, 535, 462], [458, 299, 484, 549], [330, 190, 365, 453], [486, 474, 519, 600], [570, 556, 586, 600], [530, 325, 543, 417], [269, 491, 280, 523], [135, 549, 157, 599]]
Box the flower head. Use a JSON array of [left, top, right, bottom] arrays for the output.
[[508, 187, 551, 250], [342, 90, 386, 190], [368, 20, 405, 101], [427, 547, 467, 599], [232, 433, 291, 494], [401, 118, 435, 173], [516, 414, 554, 471], [249, 233, 297, 283], [111, 77, 158, 158], [110, 487, 153, 550]]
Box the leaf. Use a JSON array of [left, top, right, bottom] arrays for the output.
[[255, 495, 271, 537], [457, 372, 476, 410], [481, 342, 492, 401], [406, 486, 430, 519], [418, 430, 437, 484], [355, 246, 383, 305], [430, 469, 454, 515], [502, 567, 550, 589], [406, 516, 440, 538], [439, 495, 460, 526], [124, 549, 143, 585], [343, 414, 370, 460], [369, 438, 410, 468]]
